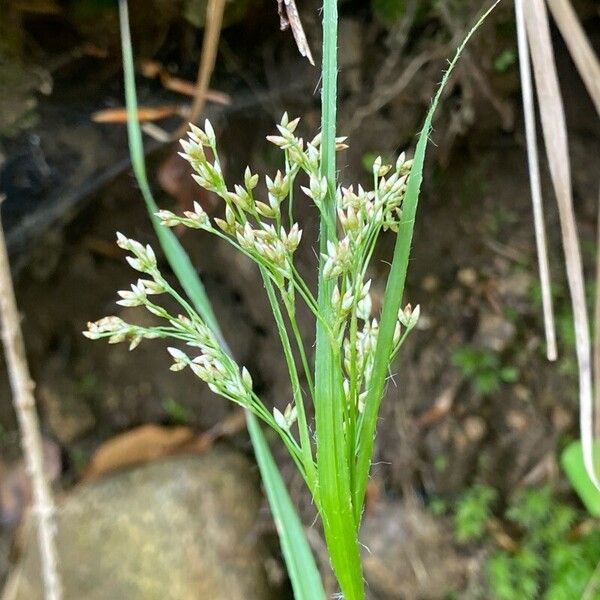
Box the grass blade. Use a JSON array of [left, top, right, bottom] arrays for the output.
[[353, 0, 502, 520], [117, 2, 325, 597], [514, 0, 557, 361], [247, 413, 326, 600], [314, 0, 364, 597], [522, 0, 596, 488]]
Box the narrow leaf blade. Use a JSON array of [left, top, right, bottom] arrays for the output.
[[353, 0, 502, 520], [247, 413, 326, 600]]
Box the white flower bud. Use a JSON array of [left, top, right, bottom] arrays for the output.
[[395, 151, 406, 172], [331, 284, 341, 307], [398, 303, 420, 329], [341, 289, 354, 313], [241, 367, 253, 390], [204, 119, 216, 146], [357, 293, 372, 321], [372, 156, 382, 177], [273, 407, 287, 430]]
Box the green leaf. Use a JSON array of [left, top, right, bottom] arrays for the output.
[[117, 3, 325, 598], [494, 49, 517, 73], [315, 1, 365, 598], [247, 413, 326, 600], [561, 439, 600, 517], [499, 366, 519, 383], [353, 0, 502, 521]]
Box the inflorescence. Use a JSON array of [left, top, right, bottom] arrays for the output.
[[85, 115, 419, 479]]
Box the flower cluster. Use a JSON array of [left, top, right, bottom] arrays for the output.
[[155, 116, 317, 285], [85, 234, 254, 409], [84, 115, 420, 484], [166, 344, 253, 407], [157, 116, 417, 419], [340, 302, 420, 414], [84, 316, 159, 351]]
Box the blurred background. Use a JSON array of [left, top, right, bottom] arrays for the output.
[[0, 0, 599, 598]]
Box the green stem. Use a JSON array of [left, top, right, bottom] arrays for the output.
[[261, 268, 319, 499], [314, 0, 365, 598]]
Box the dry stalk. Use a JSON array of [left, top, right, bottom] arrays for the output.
[[175, 0, 226, 137], [514, 0, 557, 361], [546, 0, 600, 117], [523, 0, 595, 485], [595, 187, 600, 442], [0, 208, 61, 600]]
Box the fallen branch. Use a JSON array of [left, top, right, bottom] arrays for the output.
[[0, 202, 61, 600]]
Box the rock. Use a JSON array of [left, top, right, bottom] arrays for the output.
[[362, 499, 467, 599], [496, 270, 532, 311], [475, 312, 516, 353], [457, 267, 477, 288], [14, 450, 274, 600]]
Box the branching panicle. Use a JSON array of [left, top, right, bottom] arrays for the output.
[[85, 117, 419, 594]]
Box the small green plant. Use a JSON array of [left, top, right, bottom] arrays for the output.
[[451, 346, 519, 394], [493, 48, 517, 72], [453, 484, 600, 599], [162, 397, 191, 424], [454, 483, 498, 543], [86, 112, 419, 600]]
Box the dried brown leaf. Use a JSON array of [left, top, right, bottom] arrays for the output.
[[277, 0, 315, 66], [547, 0, 600, 116], [84, 424, 194, 480], [92, 106, 181, 123], [160, 74, 231, 105], [523, 0, 595, 484]]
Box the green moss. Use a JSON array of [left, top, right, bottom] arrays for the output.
[[452, 484, 600, 599]]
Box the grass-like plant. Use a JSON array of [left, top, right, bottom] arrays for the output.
[[85, 1, 499, 597]]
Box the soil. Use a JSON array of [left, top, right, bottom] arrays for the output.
[[0, 1, 599, 597]]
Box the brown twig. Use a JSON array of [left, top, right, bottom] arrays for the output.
[[176, 0, 226, 138], [347, 46, 449, 135], [0, 204, 61, 600]]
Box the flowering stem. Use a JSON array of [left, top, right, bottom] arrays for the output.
[[314, 0, 365, 598]]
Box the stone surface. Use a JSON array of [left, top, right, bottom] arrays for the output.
[[362, 499, 467, 599], [475, 312, 516, 353], [14, 449, 274, 600]]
